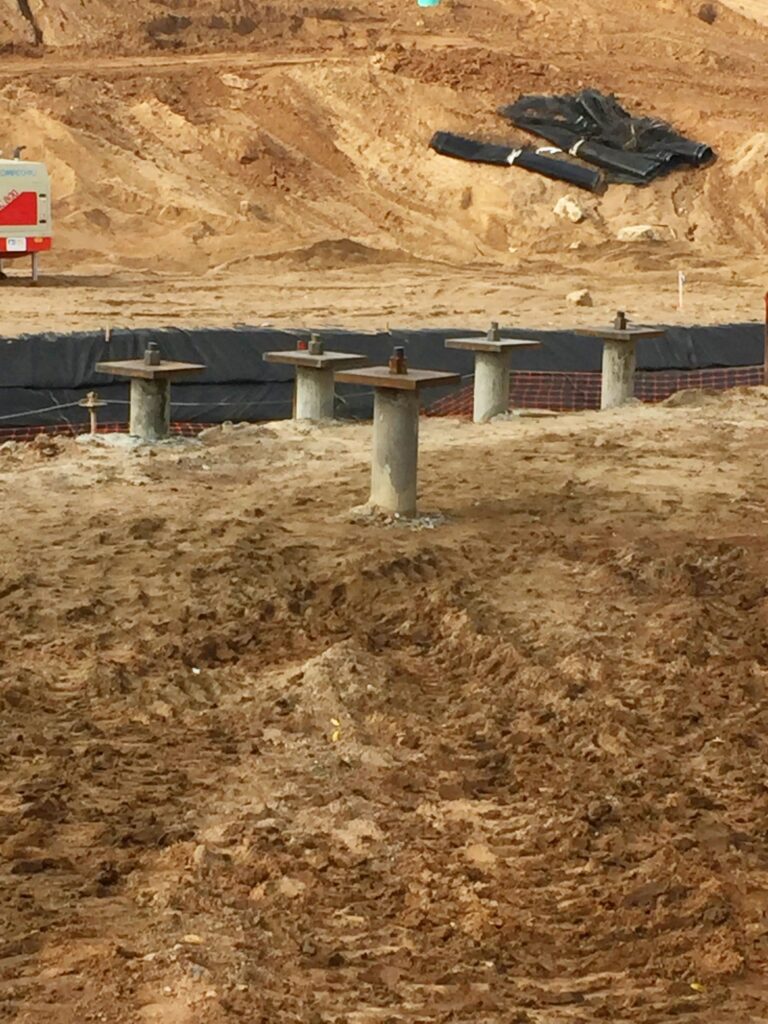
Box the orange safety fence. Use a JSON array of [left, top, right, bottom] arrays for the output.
[[0, 365, 763, 441], [425, 365, 764, 417], [0, 421, 208, 443]]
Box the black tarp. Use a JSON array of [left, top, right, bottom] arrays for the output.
[[0, 322, 760, 428], [499, 90, 715, 185], [429, 131, 604, 192]]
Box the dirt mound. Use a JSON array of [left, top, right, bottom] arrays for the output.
[[663, 387, 726, 406], [295, 639, 391, 714], [268, 238, 411, 267], [663, 384, 768, 408]]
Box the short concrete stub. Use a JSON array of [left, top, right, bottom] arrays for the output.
[[295, 365, 335, 421], [370, 388, 420, 516], [130, 378, 171, 440], [574, 318, 666, 411], [96, 348, 205, 441], [263, 346, 368, 423], [445, 330, 541, 423], [473, 350, 511, 422], [334, 358, 461, 517]]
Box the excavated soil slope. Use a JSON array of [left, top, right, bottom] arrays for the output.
[[719, 0, 768, 25], [0, 0, 767, 331], [3, 395, 768, 1022]]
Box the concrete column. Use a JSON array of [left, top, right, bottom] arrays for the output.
[[130, 378, 171, 440], [370, 388, 419, 516], [601, 340, 636, 410], [473, 350, 511, 422], [295, 366, 335, 421]]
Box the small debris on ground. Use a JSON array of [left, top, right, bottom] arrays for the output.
[[617, 224, 662, 241], [349, 504, 448, 530], [567, 288, 593, 307], [554, 195, 586, 224]]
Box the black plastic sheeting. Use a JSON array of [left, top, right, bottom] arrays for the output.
[[429, 131, 604, 193], [0, 322, 761, 428], [499, 90, 715, 185]]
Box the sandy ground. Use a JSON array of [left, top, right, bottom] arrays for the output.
[[721, 0, 768, 26], [1, 0, 768, 334], [2, 392, 768, 1022], [1, 254, 767, 336]]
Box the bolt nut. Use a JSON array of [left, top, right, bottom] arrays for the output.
[[144, 342, 161, 366]]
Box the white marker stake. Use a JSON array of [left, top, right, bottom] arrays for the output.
[[678, 271, 686, 311]]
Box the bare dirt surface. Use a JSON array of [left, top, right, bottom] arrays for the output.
[[1, 0, 768, 333], [719, 0, 768, 26], [1, 255, 767, 337], [3, 394, 768, 1022], [2, 4, 768, 1020]]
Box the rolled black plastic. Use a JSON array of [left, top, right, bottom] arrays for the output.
[[656, 138, 715, 166], [429, 131, 514, 166], [430, 131, 604, 192], [573, 140, 663, 183], [498, 90, 715, 185], [512, 149, 604, 192]]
